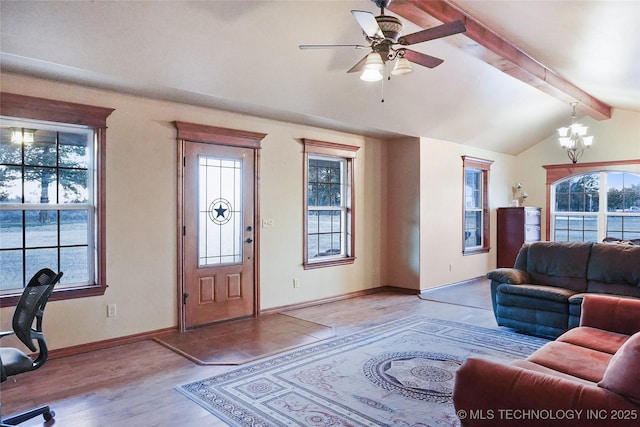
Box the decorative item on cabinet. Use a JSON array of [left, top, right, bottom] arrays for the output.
[[511, 183, 529, 207], [497, 207, 541, 268]]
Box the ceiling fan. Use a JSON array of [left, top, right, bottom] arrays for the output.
[[299, 0, 466, 81]]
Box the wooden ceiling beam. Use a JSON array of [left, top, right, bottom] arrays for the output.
[[389, 0, 611, 120]]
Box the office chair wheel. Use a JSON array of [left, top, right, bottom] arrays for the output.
[[43, 410, 55, 422]]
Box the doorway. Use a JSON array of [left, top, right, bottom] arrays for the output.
[[175, 122, 266, 330]]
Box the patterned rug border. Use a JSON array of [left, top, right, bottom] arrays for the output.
[[177, 316, 548, 426]]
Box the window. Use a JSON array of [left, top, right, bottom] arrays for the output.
[[462, 156, 493, 254], [0, 93, 113, 306], [303, 139, 358, 268], [551, 171, 640, 242]]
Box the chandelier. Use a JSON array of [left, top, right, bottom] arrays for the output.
[[557, 102, 593, 164]]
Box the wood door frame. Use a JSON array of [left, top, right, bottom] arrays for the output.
[[174, 121, 267, 332]]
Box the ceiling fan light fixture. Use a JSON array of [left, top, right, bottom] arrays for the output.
[[360, 68, 384, 82], [363, 52, 384, 71], [391, 57, 413, 75], [360, 52, 384, 81]]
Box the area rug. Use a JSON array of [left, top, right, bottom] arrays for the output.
[[178, 316, 548, 426]]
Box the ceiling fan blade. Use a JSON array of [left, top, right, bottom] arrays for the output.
[[403, 49, 444, 69], [351, 10, 384, 39], [299, 44, 369, 50], [346, 55, 369, 73], [398, 20, 466, 46]]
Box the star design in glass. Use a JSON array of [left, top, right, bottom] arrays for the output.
[[214, 204, 227, 219]]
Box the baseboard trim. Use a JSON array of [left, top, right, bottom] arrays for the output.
[[48, 327, 177, 360], [261, 285, 418, 315], [418, 276, 486, 298], [47, 286, 417, 360]]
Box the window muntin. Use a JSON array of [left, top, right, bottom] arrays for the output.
[[0, 120, 95, 292], [551, 171, 640, 242], [462, 156, 492, 255], [198, 155, 243, 266], [307, 156, 347, 259], [303, 139, 358, 269], [605, 172, 640, 240], [0, 93, 112, 307], [464, 169, 483, 249]]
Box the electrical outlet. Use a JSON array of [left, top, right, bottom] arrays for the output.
[[293, 278, 299, 288], [107, 304, 117, 317]]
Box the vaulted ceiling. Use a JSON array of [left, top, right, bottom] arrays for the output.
[[1, 1, 638, 155]]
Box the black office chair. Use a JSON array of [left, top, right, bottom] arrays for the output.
[[0, 268, 63, 426]]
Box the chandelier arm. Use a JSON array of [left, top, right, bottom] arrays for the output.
[[559, 102, 593, 164]]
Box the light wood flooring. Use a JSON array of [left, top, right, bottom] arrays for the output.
[[1, 279, 495, 426], [154, 313, 336, 365]]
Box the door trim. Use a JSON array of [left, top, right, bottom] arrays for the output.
[[174, 121, 267, 332]]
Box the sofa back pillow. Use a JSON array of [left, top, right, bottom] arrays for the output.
[[587, 244, 640, 295], [514, 243, 529, 270], [598, 332, 640, 404], [527, 242, 592, 291]]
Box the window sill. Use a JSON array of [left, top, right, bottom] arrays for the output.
[[304, 257, 356, 270], [463, 247, 490, 256], [0, 284, 108, 308]]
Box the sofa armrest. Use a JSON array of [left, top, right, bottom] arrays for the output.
[[486, 268, 531, 285], [453, 358, 639, 426], [580, 294, 640, 335]]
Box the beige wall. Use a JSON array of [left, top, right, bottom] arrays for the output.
[[514, 108, 640, 238], [2, 73, 638, 351], [414, 108, 639, 291], [385, 136, 517, 292], [386, 137, 421, 289], [0, 74, 387, 350], [419, 138, 516, 290]]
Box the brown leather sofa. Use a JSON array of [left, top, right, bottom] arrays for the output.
[[488, 241, 640, 338], [453, 294, 640, 426]]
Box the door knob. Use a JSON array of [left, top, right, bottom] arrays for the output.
[[245, 237, 253, 243]]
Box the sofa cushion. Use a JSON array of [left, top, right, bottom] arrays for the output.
[[486, 268, 530, 284], [495, 311, 568, 338], [510, 359, 595, 386], [513, 243, 528, 270], [527, 341, 612, 383], [527, 241, 592, 291], [580, 294, 640, 335], [587, 244, 640, 298], [587, 243, 640, 287], [586, 282, 640, 299], [496, 284, 574, 338], [598, 332, 640, 403], [557, 326, 629, 355], [497, 284, 576, 312]]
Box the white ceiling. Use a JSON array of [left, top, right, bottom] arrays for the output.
[[1, 0, 638, 155]]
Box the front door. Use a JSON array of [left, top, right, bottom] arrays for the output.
[[183, 141, 255, 328]]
